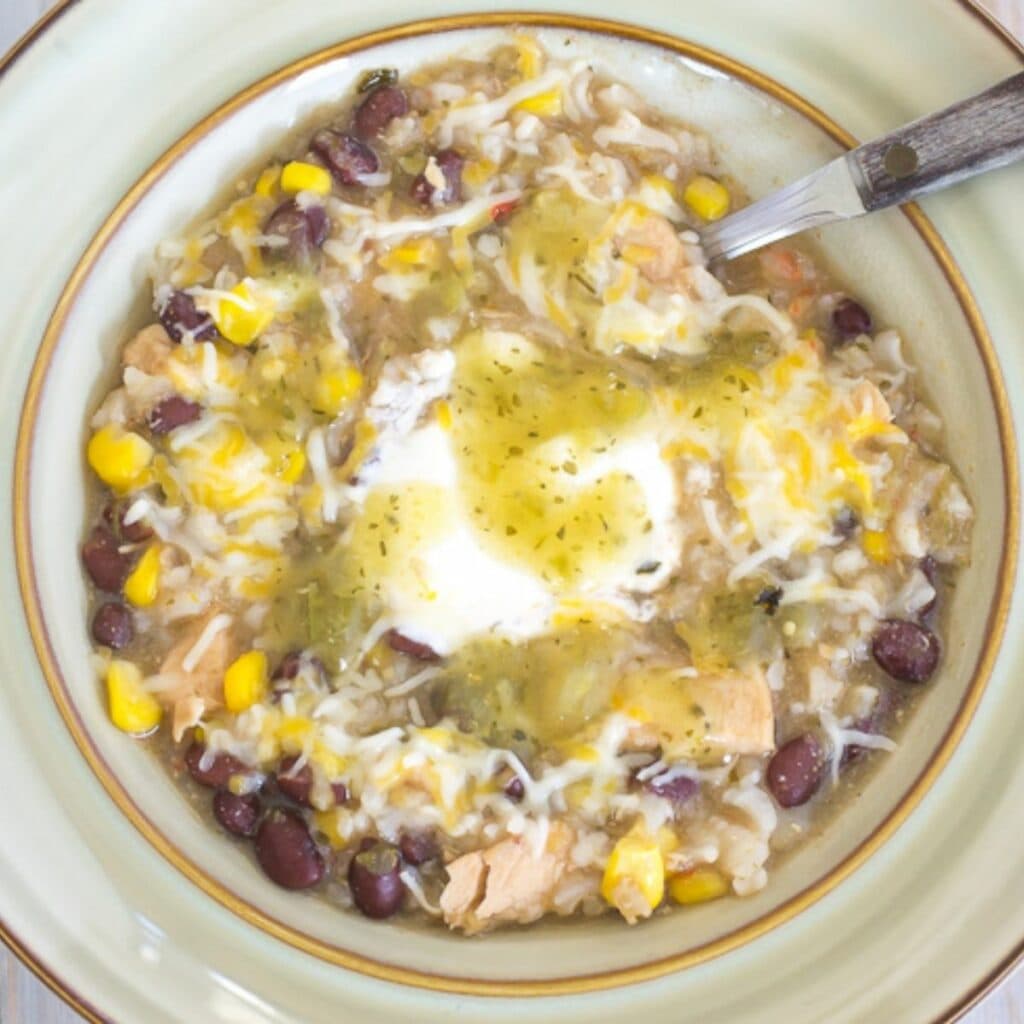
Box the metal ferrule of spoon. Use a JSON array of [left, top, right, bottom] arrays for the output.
[[701, 71, 1024, 263]]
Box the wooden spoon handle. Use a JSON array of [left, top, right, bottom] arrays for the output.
[[850, 71, 1024, 210]]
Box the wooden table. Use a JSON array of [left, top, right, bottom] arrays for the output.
[[2, 1, 1022, 1020]]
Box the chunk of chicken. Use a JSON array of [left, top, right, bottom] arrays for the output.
[[846, 379, 893, 424], [150, 613, 236, 741], [122, 323, 174, 376], [618, 212, 691, 289], [618, 666, 774, 763], [440, 823, 575, 934]]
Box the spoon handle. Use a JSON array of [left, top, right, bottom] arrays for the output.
[[851, 71, 1024, 211]]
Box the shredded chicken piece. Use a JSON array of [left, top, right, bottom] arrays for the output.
[[151, 612, 236, 740], [122, 323, 173, 375], [617, 213, 692, 290], [621, 667, 775, 762], [847, 379, 893, 423], [440, 823, 576, 934]]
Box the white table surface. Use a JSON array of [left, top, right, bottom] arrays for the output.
[[2, 1, 1023, 1020]]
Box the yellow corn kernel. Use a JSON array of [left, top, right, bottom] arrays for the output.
[[435, 399, 453, 431], [462, 158, 497, 188], [683, 174, 731, 221], [276, 716, 313, 752], [123, 544, 162, 607], [515, 87, 562, 117], [106, 660, 162, 735], [254, 165, 281, 197], [601, 831, 665, 915], [213, 281, 275, 346], [223, 650, 269, 713], [515, 35, 543, 79], [86, 425, 154, 493], [379, 237, 439, 270], [227, 773, 250, 796], [669, 866, 729, 905], [280, 160, 332, 196], [863, 528, 892, 564], [314, 809, 347, 848], [313, 366, 363, 415]]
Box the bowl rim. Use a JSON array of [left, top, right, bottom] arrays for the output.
[[7, 3, 1021, 1005]]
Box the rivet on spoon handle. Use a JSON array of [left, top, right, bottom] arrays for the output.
[[850, 71, 1024, 210]]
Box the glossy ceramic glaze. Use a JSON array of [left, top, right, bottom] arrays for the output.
[[1, 3, 1022, 1022]]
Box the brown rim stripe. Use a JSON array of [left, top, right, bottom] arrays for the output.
[[3, 1, 1022, 1016]]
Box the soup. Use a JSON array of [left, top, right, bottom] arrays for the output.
[[80, 35, 972, 933]]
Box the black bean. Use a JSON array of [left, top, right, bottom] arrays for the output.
[[310, 129, 380, 186], [274, 651, 305, 681], [91, 602, 134, 649], [399, 830, 439, 866], [644, 772, 699, 805], [353, 85, 408, 138], [185, 742, 247, 789], [832, 298, 873, 340], [275, 755, 314, 807], [833, 506, 860, 539], [82, 525, 134, 592], [385, 629, 441, 662], [331, 781, 349, 805], [147, 395, 202, 435], [103, 500, 153, 544], [504, 775, 525, 802], [213, 790, 261, 837], [357, 67, 398, 94], [159, 290, 216, 342], [767, 734, 826, 808], [348, 840, 403, 918], [872, 619, 940, 683], [410, 149, 464, 206], [262, 200, 329, 265], [841, 687, 897, 769], [255, 809, 325, 890], [918, 555, 939, 618], [273, 650, 326, 681]]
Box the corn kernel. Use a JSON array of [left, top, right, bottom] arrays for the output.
[[669, 866, 729, 905], [223, 650, 268, 713], [863, 528, 892, 564], [106, 660, 162, 735], [86, 425, 154, 493], [254, 165, 281, 197], [213, 281, 275, 346], [280, 160, 332, 196], [313, 366, 363, 415], [515, 87, 562, 117], [515, 35, 543, 79], [435, 399, 453, 431], [683, 174, 731, 221], [123, 544, 161, 607], [601, 831, 665, 915], [462, 159, 497, 188], [314, 809, 347, 848], [276, 716, 313, 751], [227, 773, 250, 796]]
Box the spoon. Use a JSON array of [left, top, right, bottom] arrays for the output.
[[700, 71, 1024, 263]]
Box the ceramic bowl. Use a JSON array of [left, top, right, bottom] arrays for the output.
[[1, 3, 1022, 1022]]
